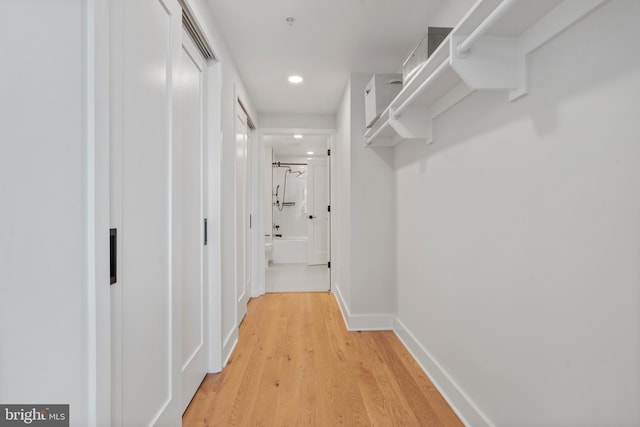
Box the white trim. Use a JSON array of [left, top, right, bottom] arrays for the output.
[[256, 131, 267, 297], [222, 328, 239, 367], [232, 86, 240, 338], [347, 313, 394, 331], [83, 0, 98, 423], [393, 317, 495, 427], [86, 0, 111, 424], [250, 124, 262, 299], [332, 285, 394, 331], [108, 0, 125, 423]]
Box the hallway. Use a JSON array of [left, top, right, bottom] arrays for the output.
[[182, 293, 462, 426], [4, 1, 640, 425]]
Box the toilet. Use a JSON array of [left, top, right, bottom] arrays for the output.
[[265, 241, 274, 267]]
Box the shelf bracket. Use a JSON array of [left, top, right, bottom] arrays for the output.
[[390, 107, 433, 144], [450, 35, 528, 101]]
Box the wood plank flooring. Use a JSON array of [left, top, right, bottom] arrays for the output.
[[182, 292, 463, 426]]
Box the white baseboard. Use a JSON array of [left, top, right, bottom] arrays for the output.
[[221, 327, 238, 368], [393, 318, 494, 427], [332, 284, 394, 331]]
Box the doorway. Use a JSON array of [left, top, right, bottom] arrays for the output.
[[264, 133, 331, 293]]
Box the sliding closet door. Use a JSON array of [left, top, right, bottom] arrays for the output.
[[110, 0, 182, 425], [177, 31, 208, 413]]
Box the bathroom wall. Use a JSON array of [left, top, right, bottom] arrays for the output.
[[272, 155, 308, 238], [394, 1, 640, 425]]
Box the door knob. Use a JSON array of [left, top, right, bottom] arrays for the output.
[[308, 215, 316, 219]]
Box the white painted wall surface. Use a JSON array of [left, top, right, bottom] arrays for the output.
[[395, 1, 640, 425], [428, 0, 475, 27], [0, 1, 110, 425], [348, 74, 395, 317], [334, 75, 395, 328], [334, 83, 353, 310]]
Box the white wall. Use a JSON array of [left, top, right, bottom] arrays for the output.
[[187, 0, 259, 364], [429, 0, 475, 27], [334, 75, 396, 329], [334, 82, 353, 313], [0, 1, 110, 425], [394, 1, 640, 425], [349, 74, 396, 318]]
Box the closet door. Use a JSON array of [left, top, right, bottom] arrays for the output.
[[177, 31, 208, 413], [110, 0, 182, 425]]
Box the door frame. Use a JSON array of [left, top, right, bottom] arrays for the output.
[[204, 59, 223, 375], [327, 135, 334, 291], [259, 128, 336, 290]]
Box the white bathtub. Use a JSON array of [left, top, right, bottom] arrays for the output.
[[272, 236, 307, 264]]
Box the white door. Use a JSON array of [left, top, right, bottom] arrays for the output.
[[307, 158, 329, 265], [110, 0, 182, 425], [177, 31, 207, 413], [235, 107, 250, 323]]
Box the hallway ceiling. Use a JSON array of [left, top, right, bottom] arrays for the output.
[[264, 134, 328, 159], [205, 0, 444, 115]]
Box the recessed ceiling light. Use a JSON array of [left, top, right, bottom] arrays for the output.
[[288, 75, 303, 84], [293, 134, 303, 139], [286, 17, 295, 25], [307, 151, 314, 155]]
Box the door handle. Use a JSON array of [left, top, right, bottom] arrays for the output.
[[308, 215, 316, 219], [110, 228, 117, 285]]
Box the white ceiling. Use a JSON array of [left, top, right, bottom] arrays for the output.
[[264, 134, 329, 159], [205, 0, 444, 115]]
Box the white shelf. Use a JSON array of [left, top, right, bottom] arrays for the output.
[[365, 0, 608, 146]]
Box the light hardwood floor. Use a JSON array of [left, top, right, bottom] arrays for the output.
[[183, 292, 463, 426]]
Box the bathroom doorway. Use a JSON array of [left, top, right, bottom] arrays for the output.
[[263, 133, 330, 292]]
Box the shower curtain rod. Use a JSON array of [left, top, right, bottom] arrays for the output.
[[272, 162, 307, 167]]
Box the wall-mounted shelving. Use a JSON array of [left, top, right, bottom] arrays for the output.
[[365, 0, 609, 146]]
